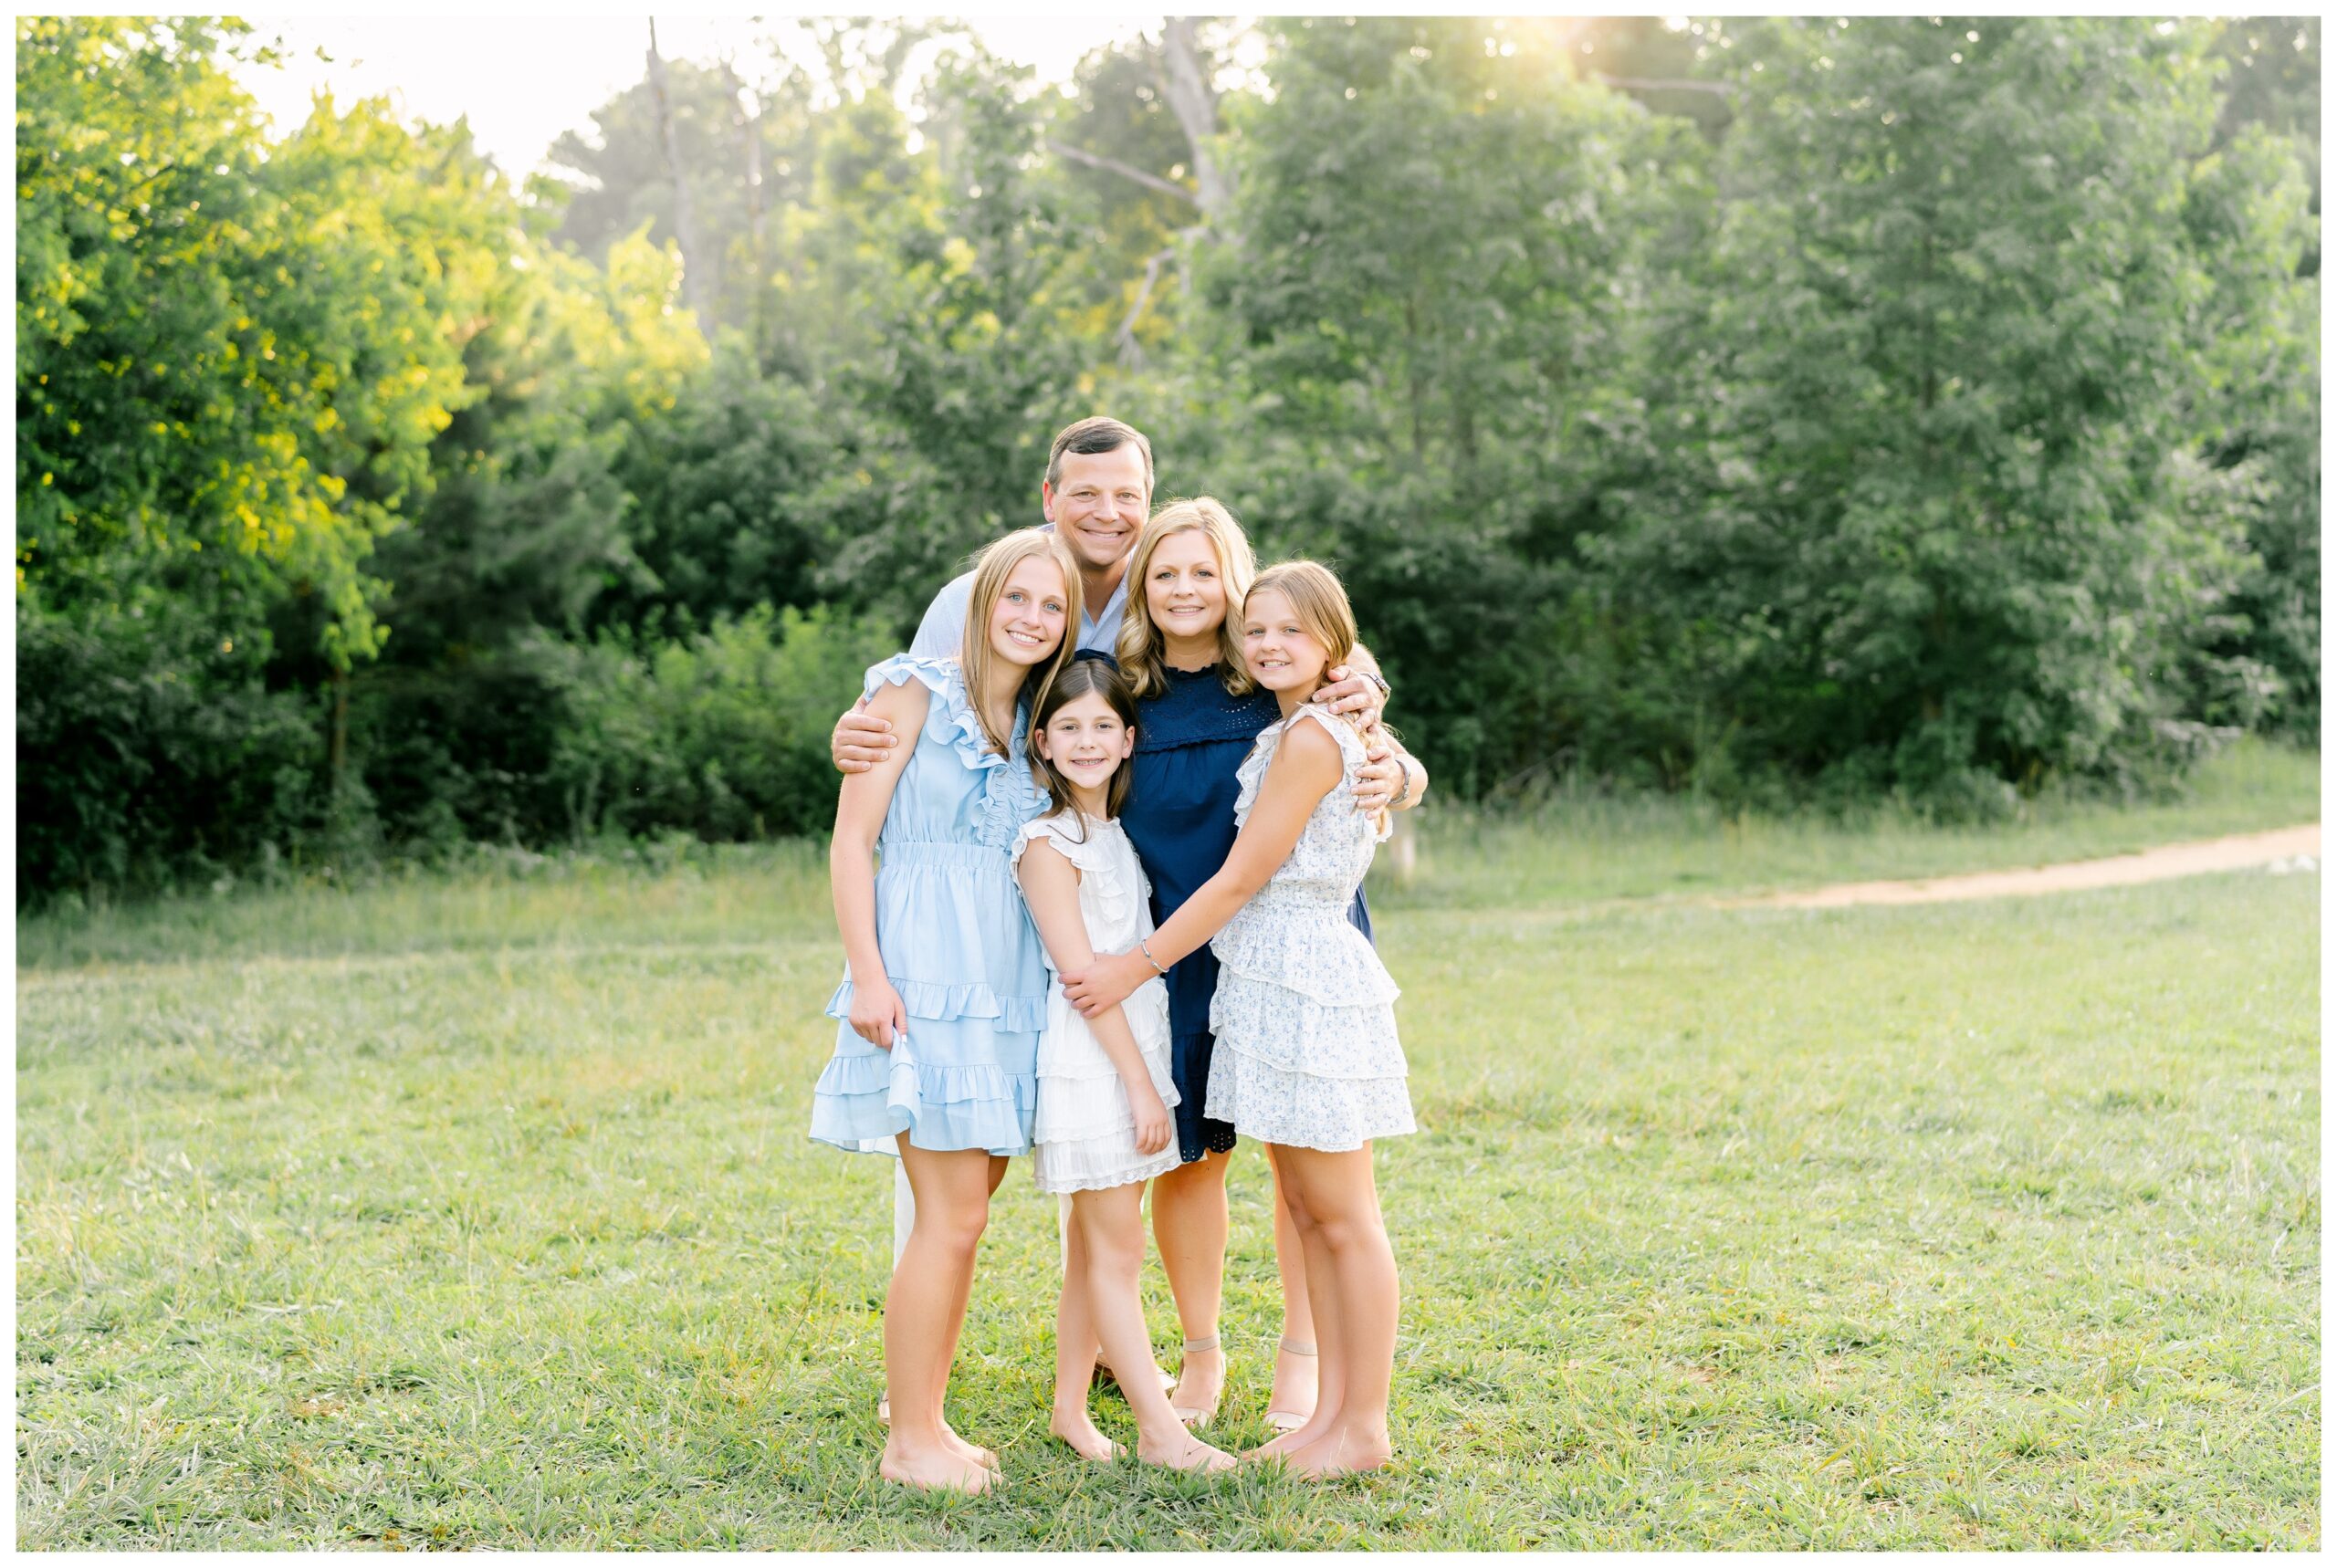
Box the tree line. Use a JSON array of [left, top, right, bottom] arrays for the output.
[[15, 16, 2320, 904]]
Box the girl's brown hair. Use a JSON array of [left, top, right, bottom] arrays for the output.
[[959, 528, 1083, 754], [1030, 658, 1140, 839], [1115, 497, 1259, 702]]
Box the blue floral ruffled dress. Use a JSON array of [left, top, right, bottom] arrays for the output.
[[809, 654, 1053, 1158]]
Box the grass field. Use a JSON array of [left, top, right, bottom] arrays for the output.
[[16, 743, 2320, 1548]]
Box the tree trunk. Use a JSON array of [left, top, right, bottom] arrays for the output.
[[721, 57, 764, 361], [647, 18, 717, 335], [1158, 18, 1232, 224]]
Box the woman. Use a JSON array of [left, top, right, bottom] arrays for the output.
[[1108, 499, 1427, 1432]]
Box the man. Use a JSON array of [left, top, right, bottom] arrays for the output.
[[829, 415, 1426, 1409]]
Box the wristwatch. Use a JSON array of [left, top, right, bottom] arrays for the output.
[[1361, 671, 1391, 699]]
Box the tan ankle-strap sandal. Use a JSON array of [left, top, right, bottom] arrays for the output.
[[1263, 1337, 1317, 1435], [1169, 1334, 1223, 1428]]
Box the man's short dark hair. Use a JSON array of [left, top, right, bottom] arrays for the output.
[[1045, 416, 1155, 492]]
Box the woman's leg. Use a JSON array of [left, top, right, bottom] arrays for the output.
[[1148, 1150, 1230, 1422], [1262, 1144, 1398, 1478], [881, 1144, 1002, 1494], [893, 1151, 916, 1263], [1263, 1144, 1320, 1428], [876, 1142, 916, 1427], [1076, 1185, 1235, 1471]]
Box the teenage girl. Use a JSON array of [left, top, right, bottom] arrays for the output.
[[809, 528, 1080, 1495], [1064, 560, 1413, 1479], [1015, 659, 1239, 1474]]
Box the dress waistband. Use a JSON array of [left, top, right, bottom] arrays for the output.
[[878, 840, 1012, 869]]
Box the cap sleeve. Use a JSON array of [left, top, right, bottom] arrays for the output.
[[1011, 810, 1113, 875], [864, 653, 998, 772]]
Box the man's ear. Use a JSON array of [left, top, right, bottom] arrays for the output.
[[1040, 482, 1059, 526]]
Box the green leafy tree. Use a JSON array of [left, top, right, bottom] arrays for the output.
[[1599, 16, 2309, 808], [1173, 16, 1707, 791], [16, 18, 467, 666]]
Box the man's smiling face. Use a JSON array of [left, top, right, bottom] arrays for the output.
[[1042, 444, 1152, 576]]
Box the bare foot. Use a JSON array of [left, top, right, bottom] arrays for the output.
[[939, 1422, 1001, 1472], [1283, 1425, 1392, 1479], [1137, 1427, 1239, 1474], [1243, 1418, 1327, 1464], [1050, 1408, 1126, 1462], [880, 1438, 999, 1495]]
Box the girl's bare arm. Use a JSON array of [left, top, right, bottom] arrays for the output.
[[1061, 719, 1341, 1017], [1018, 838, 1159, 1098], [831, 679, 927, 1044]]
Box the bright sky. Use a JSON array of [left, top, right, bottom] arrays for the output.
[[235, 11, 1172, 178]]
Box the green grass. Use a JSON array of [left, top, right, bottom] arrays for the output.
[[1378, 734, 2321, 911], [16, 758, 2321, 1547]]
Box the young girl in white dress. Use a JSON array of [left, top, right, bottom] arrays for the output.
[[1060, 561, 1411, 1479], [1014, 659, 1238, 1474]]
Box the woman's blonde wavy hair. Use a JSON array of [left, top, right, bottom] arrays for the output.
[[1115, 497, 1260, 702], [959, 528, 1083, 753]]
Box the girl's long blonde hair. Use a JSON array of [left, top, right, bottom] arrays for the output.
[[959, 528, 1083, 753], [1116, 497, 1261, 702], [1246, 559, 1360, 707], [1249, 560, 1388, 831]]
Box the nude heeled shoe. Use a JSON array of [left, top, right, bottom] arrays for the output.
[[1263, 1337, 1317, 1435], [1169, 1333, 1224, 1429]]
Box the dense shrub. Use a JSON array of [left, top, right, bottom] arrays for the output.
[[16, 599, 332, 898], [533, 605, 897, 843]]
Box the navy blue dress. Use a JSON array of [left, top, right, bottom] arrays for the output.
[[1122, 663, 1373, 1163]]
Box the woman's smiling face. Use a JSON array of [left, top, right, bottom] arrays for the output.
[[1242, 587, 1329, 695], [1145, 527, 1228, 645], [988, 556, 1071, 667]]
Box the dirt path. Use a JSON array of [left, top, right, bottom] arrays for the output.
[[1731, 823, 2321, 910]]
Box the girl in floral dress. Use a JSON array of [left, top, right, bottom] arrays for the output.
[[1063, 560, 1412, 1479]]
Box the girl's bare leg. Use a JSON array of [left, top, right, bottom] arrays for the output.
[[1263, 1144, 1320, 1429], [1270, 1144, 1397, 1479], [1148, 1150, 1229, 1422], [882, 1144, 1001, 1493], [1076, 1185, 1235, 1472], [933, 1155, 1010, 1469], [1050, 1200, 1119, 1459], [1249, 1148, 1348, 1462]]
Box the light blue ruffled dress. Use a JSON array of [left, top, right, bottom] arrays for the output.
[[809, 654, 1053, 1157]]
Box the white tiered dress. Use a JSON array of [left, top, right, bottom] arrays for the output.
[[1015, 810, 1184, 1194], [1205, 706, 1415, 1151]]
